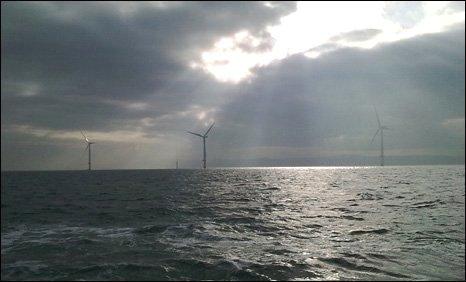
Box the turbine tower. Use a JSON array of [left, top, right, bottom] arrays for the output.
[[187, 122, 215, 169], [371, 107, 389, 166], [81, 131, 95, 170]]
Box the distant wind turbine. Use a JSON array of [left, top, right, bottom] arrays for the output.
[[371, 107, 389, 166], [81, 130, 95, 170], [187, 122, 215, 169]]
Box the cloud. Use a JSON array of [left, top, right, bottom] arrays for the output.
[[442, 117, 466, 137], [209, 25, 465, 164], [1, 1, 464, 170], [330, 29, 382, 42], [198, 1, 465, 80], [5, 124, 157, 144], [1, 1, 297, 169], [1, 1, 296, 130]]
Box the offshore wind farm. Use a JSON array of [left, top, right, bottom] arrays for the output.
[[2, 1, 464, 281]]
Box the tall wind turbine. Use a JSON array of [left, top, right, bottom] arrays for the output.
[[371, 107, 389, 166], [81, 131, 95, 170], [187, 122, 215, 169]]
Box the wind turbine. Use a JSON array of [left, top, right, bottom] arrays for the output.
[[81, 130, 95, 170], [187, 122, 215, 169], [371, 107, 389, 166]]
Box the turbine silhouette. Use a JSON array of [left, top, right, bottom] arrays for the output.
[[81, 130, 95, 170], [371, 107, 389, 166], [187, 122, 215, 169]]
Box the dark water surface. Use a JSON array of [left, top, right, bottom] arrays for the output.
[[1, 166, 465, 280]]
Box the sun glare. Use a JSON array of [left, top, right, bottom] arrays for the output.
[[194, 1, 464, 83]]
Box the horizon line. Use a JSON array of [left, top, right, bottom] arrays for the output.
[[2, 163, 464, 173]]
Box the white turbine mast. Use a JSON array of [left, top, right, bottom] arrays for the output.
[[187, 122, 215, 169], [370, 107, 389, 166], [81, 130, 95, 170]]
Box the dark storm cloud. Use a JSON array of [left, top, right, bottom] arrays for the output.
[[1, 1, 295, 97], [1, 1, 296, 132]]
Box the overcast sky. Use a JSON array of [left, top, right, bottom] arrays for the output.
[[1, 1, 465, 170]]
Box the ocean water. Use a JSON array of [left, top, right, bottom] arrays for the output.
[[1, 166, 465, 281]]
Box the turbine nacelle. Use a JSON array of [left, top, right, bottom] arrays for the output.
[[81, 130, 95, 145]]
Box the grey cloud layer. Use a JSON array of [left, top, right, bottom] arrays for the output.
[[2, 1, 295, 131], [1, 2, 464, 170], [214, 25, 465, 152]]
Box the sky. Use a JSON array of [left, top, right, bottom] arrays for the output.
[[1, 1, 465, 170]]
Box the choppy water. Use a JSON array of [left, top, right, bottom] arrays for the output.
[[1, 166, 465, 281]]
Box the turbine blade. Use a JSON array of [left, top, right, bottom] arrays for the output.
[[187, 131, 203, 138], [204, 122, 215, 136], [84, 143, 89, 152], [374, 106, 381, 127], [371, 129, 380, 144]]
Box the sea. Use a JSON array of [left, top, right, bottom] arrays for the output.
[[1, 165, 465, 281]]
